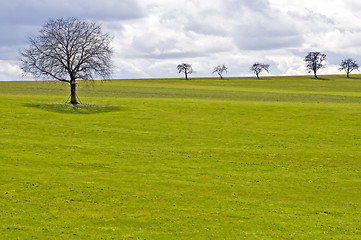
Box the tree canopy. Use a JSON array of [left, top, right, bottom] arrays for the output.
[[177, 63, 193, 80], [251, 63, 269, 79], [20, 17, 113, 104], [212, 65, 228, 79], [304, 52, 326, 79], [339, 58, 359, 78]]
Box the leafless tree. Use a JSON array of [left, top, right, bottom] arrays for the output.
[[304, 52, 326, 79], [20, 17, 113, 104], [251, 63, 269, 79], [213, 64, 228, 79], [177, 63, 193, 80], [339, 58, 359, 78]]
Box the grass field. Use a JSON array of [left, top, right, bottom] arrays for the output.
[[1, 75, 361, 239]]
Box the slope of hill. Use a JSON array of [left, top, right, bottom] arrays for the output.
[[1, 76, 360, 239]]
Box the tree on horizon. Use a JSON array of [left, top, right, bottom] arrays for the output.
[[304, 52, 326, 79], [177, 63, 193, 80], [20, 17, 113, 105], [339, 58, 359, 78], [251, 63, 269, 79], [212, 64, 228, 79]]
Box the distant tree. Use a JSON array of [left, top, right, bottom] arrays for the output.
[[251, 63, 269, 79], [177, 63, 193, 80], [20, 17, 113, 104], [304, 52, 326, 79], [212, 64, 228, 79], [339, 58, 359, 78]]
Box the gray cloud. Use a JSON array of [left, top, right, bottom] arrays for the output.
[[0, 24, 36, 46], [178, 0, 303, 51], [0, 0, 143, 25], [2, 0, 361, 80], [0, 0, 143, 60], [234, 20, 302, 51]]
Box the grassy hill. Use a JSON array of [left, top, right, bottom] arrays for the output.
[[1, 75, 361, 239]]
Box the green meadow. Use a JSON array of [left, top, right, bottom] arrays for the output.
[[1, 75, 361, 239]]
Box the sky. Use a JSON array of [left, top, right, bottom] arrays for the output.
[[1, 0, 361, 80]]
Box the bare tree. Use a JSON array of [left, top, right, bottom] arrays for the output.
[[251, 63, 269, 79], [177, 63, 193, 80], [20, 17, 113, 104], [304, 52, 326, 79], [212, 64, 228, 79], [339, 58, 359, 78]]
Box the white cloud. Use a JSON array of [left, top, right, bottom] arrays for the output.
[[0, 60, 25, 81], [2, 0, 361, 80]]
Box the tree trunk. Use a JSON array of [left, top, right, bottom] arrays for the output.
[[219, 73, 223, 79], [256, 73, 259, 79], [314, 70, 318, 79], [185, 72, 188, 80], [70, 81, 79, 105], [347, 71, 350, 78]]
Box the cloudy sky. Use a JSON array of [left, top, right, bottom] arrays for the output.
[[1, 0, 361, 80]]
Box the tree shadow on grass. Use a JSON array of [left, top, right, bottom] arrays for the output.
[[347, 76, 361, 80], [25, 102, 123, 114], [312, 77, 333, 81]]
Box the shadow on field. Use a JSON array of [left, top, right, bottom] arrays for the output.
[[25, 103, 122, 114], [314, 77, 334, 81]]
